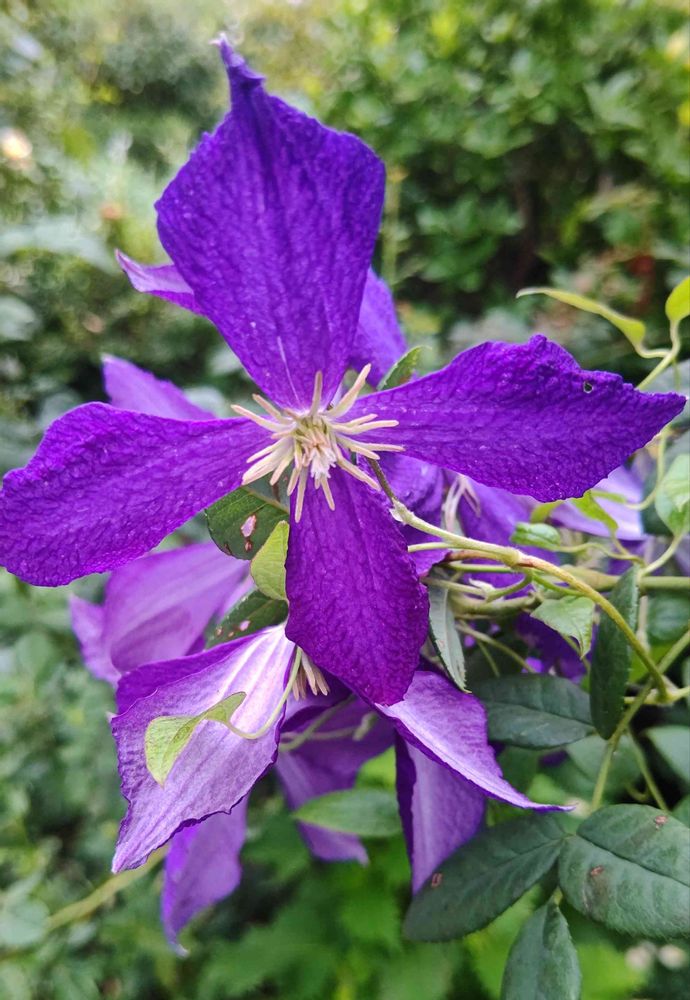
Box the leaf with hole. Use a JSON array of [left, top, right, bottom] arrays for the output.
[[205, 484, 288, 559], [207, 590, 287, 647]]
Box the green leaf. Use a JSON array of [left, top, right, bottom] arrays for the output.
[[655, 455, 690, 536], [665, 276, 690, 325], [404, 813, 568, 941], [250, 520, 289, 601], [0, 898, 49, 949], [558, 804, 690, 938], [428, 585, 466, 689], [590, 569, 638, 739], [207, 589, 287, 647], [144, 691, 246, 786], [377, 346, 422, 390], [205, 484, 288, 560], [564, 734, 639, 800], [500, 902, 581, 1000], [511, 521, 563, 550], [294, 788, 401, 838], [570, 491, 618, 536], [531, 595, 595, 657], [647, 593, 690, 645], [644, 726, 690, 788], [516, 287, 646, 350], [673, 797, 690, 827], [474, 675, 593, 749]]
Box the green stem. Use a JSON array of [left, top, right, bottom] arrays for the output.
[[630, 735, 669, 811], [458, 624, 536, 673], [637, 320, 681, 390]]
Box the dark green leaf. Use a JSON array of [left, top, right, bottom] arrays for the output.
[[404, 814, 568, 942], [377, 346, 422, 390], [474, 675, 593, 749], [511, 522, 563, 550], [500, 902, 581, 1000], [647, 594, 690, 645], [565, 734, 638, 799], [590, 569, 638, 738], [559, 805, 690, 938], [294, 789, 401, 838], [644, 726, 690, 788], [207, 590, 287, 647], [428, 585, 466, 689], [250, 520, 289, 601], [205, 485, 288, 560], [531, 595, 595, 657]]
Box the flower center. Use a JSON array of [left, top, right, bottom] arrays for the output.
[[232, 365, 403, 519]]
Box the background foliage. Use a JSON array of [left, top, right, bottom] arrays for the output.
[[0, 0, 688, 997]]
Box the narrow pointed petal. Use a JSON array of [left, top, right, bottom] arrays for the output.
[[396, 738, 485, 892], [352, 336, 685, 500], [162, 800, 248, 947], [285, 469, 429, 705], [277, 699, 392, 862], [350, 270, 407, 385], [155, 42, 385, 408], [103, 355, 212, 420], [112, 627, 294, 871], [70, 596, 117, 684], [377, 671, 556, 811], [0, 404, 270, 585], [116, 251, 203, 315]]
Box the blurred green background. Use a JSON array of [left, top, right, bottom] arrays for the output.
[[0, 0, 689, 996]]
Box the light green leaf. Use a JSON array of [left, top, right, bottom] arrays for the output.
[[511, 521, 563, 551], [517, 286, 645, 350], [250, 520, 289, 601], [294, 788, 401, 838], [655, 454, 690, 536], [428, 585, 466, 689], [207, 589, 287, 647], [570, 491, 618, 536], [500, 902, 581, 1000], [404, 814, 569, 941], [145, 691, 246, 786], [665, 276, 690, 325], [531, 595, 595, 657], [590, 569, 638, 739], [205, 484, 288, 560], [559, 805, 690, 938], [378, 346, 422, 390], [474, 675, 593, 749], [0, 898, 49, 949]]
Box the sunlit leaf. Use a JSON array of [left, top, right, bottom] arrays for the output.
[[665, 276, 690, 325], [377, 346, 422, 390]]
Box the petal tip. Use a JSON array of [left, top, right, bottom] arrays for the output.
[[213, 35, 265, 90]]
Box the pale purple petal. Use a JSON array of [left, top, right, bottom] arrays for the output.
[[103, 355, 212, 420], [396, 739, 486, 892], [70, 596, 117, 684], [350, 270, 407, 385], [156, 43, 385, 408], [0, 404, 270, 585], [116, 251, 203, 315], [552, 467, 644, 540], [351, 336, 685, 500], [112, 626, 294, 871], [285, 469, 429, 705], [162, 800, 248, 946], [377, 671, 556, 810]]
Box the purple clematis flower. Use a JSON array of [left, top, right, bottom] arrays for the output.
[[0, 42, 683, 707]]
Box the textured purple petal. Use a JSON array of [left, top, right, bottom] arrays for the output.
[[377, 671, 555, 810], [155, 43, 385, 408], [112, 626, 294, 871], [396, 738, 485, 892], [116, 251, 203, 315], [350, 270, 407, 385], [277, 698, 392, 863], [103, 355, 212, 420], [285, 469, 429, 705], [70, 596, 117, 684], [351, 336, 685, 500], [0, 404, 269, 585], [162, 800, 248, 946]]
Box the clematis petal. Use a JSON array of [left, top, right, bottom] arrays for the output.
[[396, 738, 486, 892], [352, 335, 685, 500], [155, 42, 385, 409], [0, 404, 270, 585], [112, 626, 294, 871], [162, 800, 248, 947], [377, 671, 556, 811], [73, 543, 249, 680], [350, 270, 407, 385], [116, 251, 203, 315], [277, 698, 392, 863], [285, 468, 429, 705], [103, 355, 212, 420], [70, 596, 116, 684]]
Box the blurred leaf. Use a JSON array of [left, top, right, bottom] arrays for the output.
[[250, 521, 289, 601], [590, 569, 638, 739], [673, 797, 690, 826], [644, 726, 690, 788], [559, 805, 690, 938], [294, 788, 401, 838], [531, 595, 595, 657], [207, 590, 287, 647], [474, 675, 593, 749], [511, 522, 563, 550], [655, 455, 690, 536], [647, 593, 690, 645], [0, 219, 114, 271], [428, 585, 466, 689], [665, 276, 690, 324], [404, 814, 568, 942], [516, 287, 646, 350], [206, 485, 288, 560], [565, 734, 639, 799], [0, 296, 37, 342], [500, 902, 581, 1000], [377, 346, 422, 389], [0, 898, 48, 948]]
